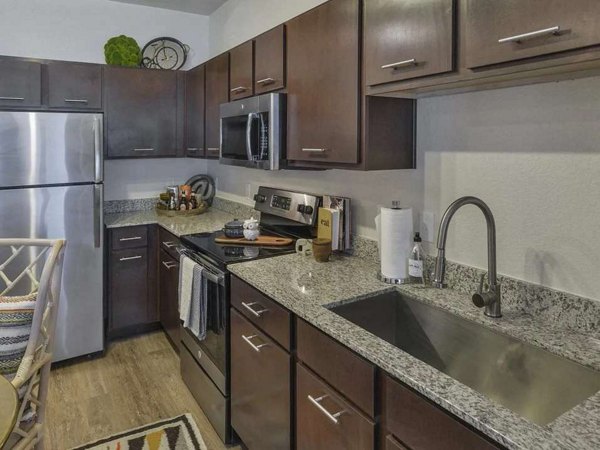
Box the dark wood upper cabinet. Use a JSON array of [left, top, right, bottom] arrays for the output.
[[104, 66, 178, 158], [286, 0, 360, 165], [229, 41, 254, 100], [184, 65, 205, 158], [254, 25, 286, 94], [0, 59, 42, 108], [47, 62, 102, 109], [231, 309, 291, 450], [205, 53, 229, 158], [464, 0, 600, 68], [365, 0, 454, 86]]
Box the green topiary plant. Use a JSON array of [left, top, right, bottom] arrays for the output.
[[104, 35, 141, 67]]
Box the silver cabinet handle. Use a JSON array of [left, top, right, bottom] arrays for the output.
[[498, 26, 561, 44], [119, 255, 142, 261], [162, 260, 178, 269], [120, 236, 142, 242], [302, 148, 327, 153], [308, 395, 346, 424], [163, 241, 177, 248], [256, 77, 275, 85], [241, 301, 269, 317], [0, 96, 25, 101], [64, 98, 89, 104], [231, 86, 248, 93], [133, 148, 155, 152], [187, 147, 202, 152], [241, 334, 269, 352], [207, 147, 220, 153], [381, 59, 417, 70]]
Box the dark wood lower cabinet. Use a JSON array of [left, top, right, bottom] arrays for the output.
[[159, 249, 180, 347], [231, 308, 290, 450], [296, 363, 375, 450]]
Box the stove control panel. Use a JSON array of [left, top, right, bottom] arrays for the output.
[[254, 186, 321, 226]]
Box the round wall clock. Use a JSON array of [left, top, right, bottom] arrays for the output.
[[141, 37, 190, 70]]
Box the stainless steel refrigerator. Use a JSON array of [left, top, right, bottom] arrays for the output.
[[0, 111, 104, 362]]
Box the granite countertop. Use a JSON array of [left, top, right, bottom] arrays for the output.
[[104, 208, 235, 237], [228, 253, 600, 450]]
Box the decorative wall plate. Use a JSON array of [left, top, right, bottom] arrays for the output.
[[141, 37, 190, 70]]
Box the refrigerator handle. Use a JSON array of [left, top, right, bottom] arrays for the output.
[[93, 185, 103, 248], [93, 116, 103, 183]]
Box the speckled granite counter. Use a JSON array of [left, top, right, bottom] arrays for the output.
[[228, 253, 600, 450], [104, 208, 235, 237]]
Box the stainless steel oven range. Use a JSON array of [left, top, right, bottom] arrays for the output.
[[179, 186, 321, 444]]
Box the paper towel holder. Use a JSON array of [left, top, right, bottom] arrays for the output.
[[378, 272, 410, 285]]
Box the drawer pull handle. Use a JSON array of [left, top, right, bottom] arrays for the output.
[[187, 147, 202, 152], [133, 148, 155, 152], [302, 148, 327, 153], [498, 26, 561, 44], [0, 96, 25, 101], [241, 334, 269, 352], [381, 59, 417, 70], [241, 301, 269, 317], [119, 255, 142, 261], [231, 86, 248, 93], [256, 77, 275, 85], [207, 147, 220, 152], [162, 261, 178, 269], [64, 98, 89, 104], [163, 241, 177, 248], [308, 394, 346, 424], [119, 236, 142, 242]]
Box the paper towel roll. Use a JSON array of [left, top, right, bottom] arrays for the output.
[[377, 207, 413, 280]]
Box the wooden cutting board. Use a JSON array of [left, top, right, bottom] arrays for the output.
[[214, 235, 294, 246]]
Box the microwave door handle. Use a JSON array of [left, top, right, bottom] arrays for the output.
[[246, 113, 254, 161]]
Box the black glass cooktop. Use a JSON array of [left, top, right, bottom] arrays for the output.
[[181, 231, 296, 265]]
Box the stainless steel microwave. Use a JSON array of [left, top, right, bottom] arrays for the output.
[[219, 93, 286, 170]]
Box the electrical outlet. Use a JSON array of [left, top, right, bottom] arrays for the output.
[[421, 211, 435, 242]]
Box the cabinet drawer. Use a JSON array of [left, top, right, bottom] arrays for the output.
[[111, 226, 148, 250], [231, 276, 291, 350], [297, 318, 375, 418], [297, 363, 375, 450], [464, 0, 600, 68], [47, 62, 102, 109], [231, 309, 291, 450], [0, 59, 42, 108], [365, 0, 454, 85], [383, 374, 500, 450], [159, 227, 182, 259]]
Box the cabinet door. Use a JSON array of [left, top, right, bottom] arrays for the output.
[[229, 41, 254, 100], [365, 0, 454, 86], [185, 65, 205, 158], [0, 59, 42, 108], [465, 0, 600, 68], [231, 309, 290, 450], [205, 53, 229, 158], [159, 249, 180, 346], [254, 25, 286, 94], [105, 66, 178, 158], [109, 247, 149, 331], [286, 0, 360, 164], [47, 62, 102, 109], [296, 363, 375, 450]]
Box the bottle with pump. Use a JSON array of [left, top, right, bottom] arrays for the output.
[[408, 232, 425, 285]]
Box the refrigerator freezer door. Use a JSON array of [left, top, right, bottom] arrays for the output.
[[0, 111, 103, 188], [0, 184, 104, 361]]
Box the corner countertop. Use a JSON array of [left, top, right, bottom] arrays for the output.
[[228, 253, 600, 450], [104, 208, 235, 237]]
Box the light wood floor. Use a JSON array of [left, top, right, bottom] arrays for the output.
[[46, 331, 239, 449]]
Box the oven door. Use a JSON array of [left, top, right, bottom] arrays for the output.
[[180, 254, 229, 394]]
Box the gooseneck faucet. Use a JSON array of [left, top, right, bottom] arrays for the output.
[[432, 196, 502, 318]]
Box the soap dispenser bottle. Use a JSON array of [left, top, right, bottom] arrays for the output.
[[408, 232, 425, 284]]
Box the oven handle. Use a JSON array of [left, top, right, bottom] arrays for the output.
[[179, 248, 226, 286]]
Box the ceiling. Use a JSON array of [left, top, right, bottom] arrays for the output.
[[108, 0, 228, 15]]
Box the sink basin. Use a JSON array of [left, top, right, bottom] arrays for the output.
[[328, 291, 600, 425]]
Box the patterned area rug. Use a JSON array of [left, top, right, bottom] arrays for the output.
[[71, 414, 208, 450]]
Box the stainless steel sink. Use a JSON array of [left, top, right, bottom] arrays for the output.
[[328, 291, 600, 425]]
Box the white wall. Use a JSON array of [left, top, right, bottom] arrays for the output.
[[0, 0, 209, 67], [208, 0, 328, 56]]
